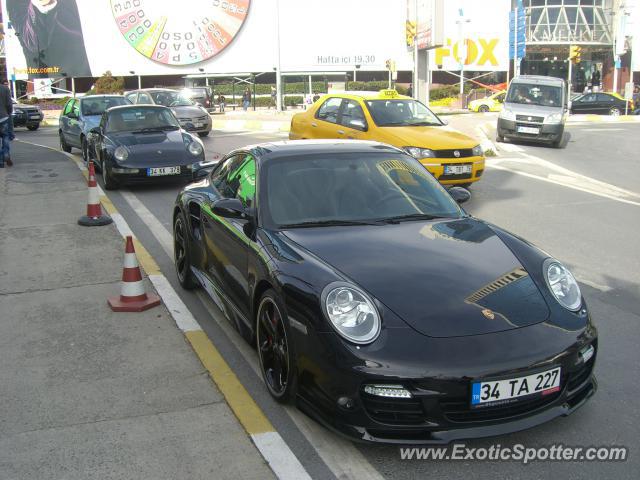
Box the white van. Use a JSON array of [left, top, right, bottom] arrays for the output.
[[497, 75, 567, 148]]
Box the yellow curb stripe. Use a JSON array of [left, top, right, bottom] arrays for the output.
[[99, 194, 117, 215], [132, 237, 161, 276], [185, 330, 274, 435]]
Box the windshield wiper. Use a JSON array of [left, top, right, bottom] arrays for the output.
[[131, 127, 170, 133], [407, 121, 442, 126], [377, 213, 452, 224], [281, 219, 383, 228]]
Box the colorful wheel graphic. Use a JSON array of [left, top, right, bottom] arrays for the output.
[[110, 0, 250, 66]]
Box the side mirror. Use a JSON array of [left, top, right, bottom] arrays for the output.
[[67, 111, 78, 119], [194, 168, 210, 180], [89, 126, 101, 135], [212, 198, 246, 218], [449, 186, 471, 204], [440, 118, 449, 126]]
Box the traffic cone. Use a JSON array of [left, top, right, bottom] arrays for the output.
[[108, 236, 161, 312], [78, 161, 112, 226]]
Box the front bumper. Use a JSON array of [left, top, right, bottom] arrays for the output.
[[420, 156, 485, 185], [498, 118, 563, 144], [179, 116, 212, 134], [110, 165, 198, 184], [293, 323, 597, 444]]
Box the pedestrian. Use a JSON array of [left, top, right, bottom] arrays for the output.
[[270, 86, 277, 109], [0, 80, 14, 168], [218, 93, 226, 113], [242, 87, 251, 111], [407, 83, 413, 97], [590, 69, 600, 92], [633, 86, 640, 115]]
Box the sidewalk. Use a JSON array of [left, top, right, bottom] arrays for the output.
[[0, 143, 275, 479]]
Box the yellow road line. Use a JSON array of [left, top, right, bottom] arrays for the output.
[[185, 330, 274, 435]]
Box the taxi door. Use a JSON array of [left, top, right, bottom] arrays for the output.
[[309, 97, 345, 139], [336, 99, 368, 140]]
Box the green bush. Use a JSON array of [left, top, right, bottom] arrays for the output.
[[90, 71, 125, 94]]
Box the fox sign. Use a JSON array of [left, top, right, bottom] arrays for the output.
[[429, 0, 510, 72]]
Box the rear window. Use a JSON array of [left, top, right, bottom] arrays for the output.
[[81, 97, 129, 115]]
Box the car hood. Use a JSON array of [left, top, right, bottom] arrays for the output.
[[282, 218, 550, 338], [110, 130, 194, 166], [376, 126, 478, 150], [171, 105, 207, 118]]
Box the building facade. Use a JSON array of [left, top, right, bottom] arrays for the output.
[[519, 0, 635, 92]]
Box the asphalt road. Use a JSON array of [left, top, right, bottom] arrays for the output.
[[15, 121, 640, 480]]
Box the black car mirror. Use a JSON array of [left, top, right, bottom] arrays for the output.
[[212, 198, 246, 218], [449, 186, 471, 204], [89, 126, 101, 135], [194, 168, 210, 180]]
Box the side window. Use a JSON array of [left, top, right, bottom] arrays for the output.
[[316, 97, 343, 124], [581, 94, 596, 103], [211, 155, 257, 207], [137, 92, 153, 104], [63, 99, 75, 116], [72, 101, 80, 118], [596, 93, 614, 103], [126, 92, 138, 104], [340, 99, 367, 130]]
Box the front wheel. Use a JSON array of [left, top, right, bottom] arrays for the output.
[[256, 290, 297, 403], [198, 131, 210, 138], [101, 158, 119, 190], [27, 123, 40, 131], [174, 212, 198, 289], [609, 107, 621, 116], [81, 137, 89, 162], [478, 105, 489, 113]]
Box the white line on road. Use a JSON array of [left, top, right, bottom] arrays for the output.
[[118, 190, 385, 480]]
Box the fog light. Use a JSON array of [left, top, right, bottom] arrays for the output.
[[112, 167, 139, 174], [579, 344, 594, 364], [363, 384, 412, 398], [337, 396, 355, 410]]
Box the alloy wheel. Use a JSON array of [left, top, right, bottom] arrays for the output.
[[257, 297, 290, 398]]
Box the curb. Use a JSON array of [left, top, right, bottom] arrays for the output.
[[15, 140, 312, 480]]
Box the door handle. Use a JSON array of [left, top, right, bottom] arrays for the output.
[[311, 122, 317, 127], [337, 130, 345, 135]]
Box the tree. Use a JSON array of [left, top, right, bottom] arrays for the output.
[[90, 71, 125, 95]]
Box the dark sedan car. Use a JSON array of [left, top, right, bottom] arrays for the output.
[[173, 140, 597, 444], [89, 105, 207, 190], [570, 92, 632, 116], [12, 100, 43, 130]]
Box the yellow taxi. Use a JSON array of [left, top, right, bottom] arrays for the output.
[[468, 91, 506, 113], [289, 89, 485, 186]]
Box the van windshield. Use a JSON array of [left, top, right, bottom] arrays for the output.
[[506, 84, 563, 107]]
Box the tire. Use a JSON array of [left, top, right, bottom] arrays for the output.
[[27, 123, 40, 131], [609, 107, 621, 116], [173, 211, 198, 290], [101, 158, 119, 190], [198, 131, 210, 137], [459, 183, 472, 189], [256, 289, 297, 403], [81, 137, 89, 162], [478, 105, 489, 113], [496, 132, 505, 143], [59, 131, 72, 153]]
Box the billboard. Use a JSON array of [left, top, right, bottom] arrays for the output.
[[2, 0, 412, 80], [428, 0, 509, 71]]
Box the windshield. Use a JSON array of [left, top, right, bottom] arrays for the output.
[[150, 91, 194, 107], [506, 84, 563, 107], [81, 96, 129, 116], [263, 153, 462, 228], [365, 99, 443, 127], [106, 107, 180, 133]]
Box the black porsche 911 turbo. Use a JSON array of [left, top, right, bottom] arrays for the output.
[[88, 105, 210, 190], [172, 140, 597, 444]]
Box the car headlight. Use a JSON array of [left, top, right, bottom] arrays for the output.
[[114, 146, 129, 162], [499, 109, 516, 121], [544, 112, 563, 124], [188, 141, 203, 156], [471, 145, 483, 156], [543, 260, 582, 311], [403, 147, 435, 159], [14, 108, 24, 115], [322, 283, 381, 344]]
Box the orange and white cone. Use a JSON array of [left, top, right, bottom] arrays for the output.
[[78, 161, 112, 226], [108, 236, 161, 312]]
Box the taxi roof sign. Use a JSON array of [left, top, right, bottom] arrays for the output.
[[379, 89, 399, 98]]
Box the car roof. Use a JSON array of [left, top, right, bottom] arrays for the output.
[[238, 139, 405, 160], [105, 104, 171, 113], [511, 75, 565, 86], [79, 94, 125, 102], [318, 90, 411, 101]]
